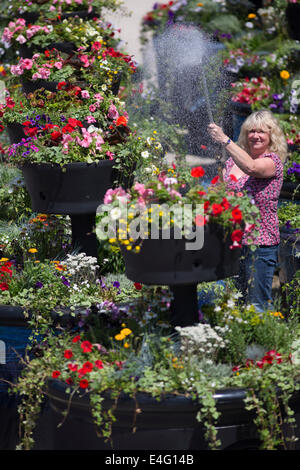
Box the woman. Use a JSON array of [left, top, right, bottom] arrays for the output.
[[208, 109, 288, 312]]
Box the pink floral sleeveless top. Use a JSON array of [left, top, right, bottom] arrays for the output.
[[224, 153, 283, 246]]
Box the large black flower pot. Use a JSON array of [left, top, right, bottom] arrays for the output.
[[21, 161, 117, 215], [44, 379, 300, 450], [21, 160, 126, 256], [121, 224, 240, 327], [286, 3, 300, 41]]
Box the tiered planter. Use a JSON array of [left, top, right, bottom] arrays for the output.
[[121, 223, 241, 327]]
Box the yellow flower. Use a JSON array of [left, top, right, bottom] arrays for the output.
[[248, 13, 256, 19], [197, 2, 203, 5], [280, 70, 290, 80], [0, 257, 9, 262], [124, 342, 130, 348], [28, 248, 38, 253], [121, 328, 132, 336], [115, 333, 125, 341]]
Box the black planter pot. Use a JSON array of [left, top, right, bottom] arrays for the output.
[[121, 224, 240, 286], [280, 181, 300, 200], [6, 123, 26, 144], [19, 9, 99, 24], [121, 224, 241, 327], [22, 79, 59, 94], [21, 160, 118, 215], [279, 230, 300, 284], [21, 160, 127, 256], [45, 379, 300, 450], [230, 101, 252, 142], [286, 3, 300, 41], [19, 42, 76, 59]]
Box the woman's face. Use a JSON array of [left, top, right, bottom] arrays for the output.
[[247, 126, 271, 157]]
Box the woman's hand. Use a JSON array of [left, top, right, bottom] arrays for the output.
[[207, 123, 228, 145]]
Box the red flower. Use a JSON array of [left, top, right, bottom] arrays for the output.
[[191, 166, 205, 178], [231, 229, 244, 243], [82, 361, 93, 373], [134, 282, 142, 290], [81, 340, 93, 353], [221, 197, 231, 210], [211, 175, 220, 185], [52, 370, 61, 378], [211, 203, 223, 216], [203, 201, 210, 212], [200, 145, 207, 150], [51, 130, 62, 141], [195, 214, 206, 226], [95, 360, 104, 369], [62, 124, 75, 134], [68, 363, 78, 372], [72, 335, 81, 343], [0, 282, 9, 291], [57, 81, 67, 90], [197, 191, 207, 197], [68, 118, 82, 128], [79, 379, 89, 389], [231, 207, 243, 223], [64, 349, 73, 359], [66, 377, 73, 385]]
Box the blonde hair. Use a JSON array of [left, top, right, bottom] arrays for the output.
[[237, 109, 288, 163]]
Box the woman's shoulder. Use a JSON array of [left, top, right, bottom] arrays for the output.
[[262, 152, 283, 177]]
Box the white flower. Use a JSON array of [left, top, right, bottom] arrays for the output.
[[87, 125, 99, 133], [110, 207, 122, 220], [101, 84, 107, 91], [245, 22, 254, 28], [141, 151, 149, 159]]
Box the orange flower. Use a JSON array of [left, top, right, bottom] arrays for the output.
[[116, 115, 128, 126]]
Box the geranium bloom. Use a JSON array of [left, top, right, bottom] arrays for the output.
[[231, 229, 243, 243], [64, 349, 73, 359], [116, 116, 128, 126], [211, 175, 220, 185], [79, 379, 89, 389], [231, 207, 243, 223], [211, 203, 223, 216], [95, 360, 104, 369], [191, 166, 205, 178], [81, 340, 93, 353], [52, 370, 61, 378]]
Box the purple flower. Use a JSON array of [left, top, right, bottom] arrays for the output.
[[35, 281, 43, 289], [61, 276, 70, 287], [113, 281, 120, 289]]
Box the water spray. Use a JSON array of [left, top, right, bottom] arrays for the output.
[[200, 64, 225, 180]]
